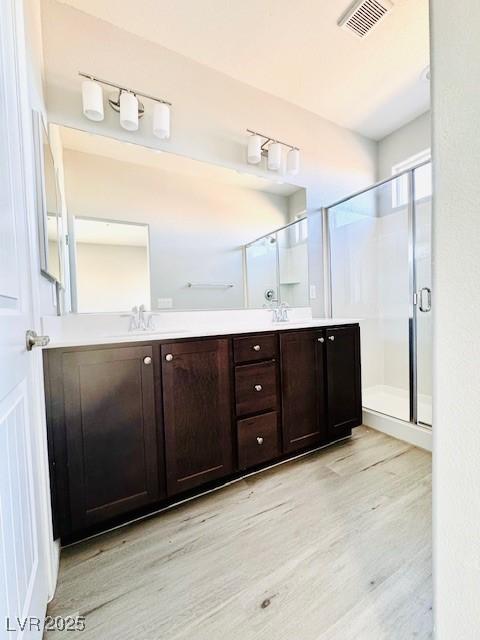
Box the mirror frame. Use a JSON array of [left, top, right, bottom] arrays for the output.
[[32, 110, 63, 285]]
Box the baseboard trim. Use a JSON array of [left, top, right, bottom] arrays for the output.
[[363, 409, 432, 452]]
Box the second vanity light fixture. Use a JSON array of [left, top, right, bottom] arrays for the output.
[[80, 72, 172, 139], [246, 129, 300, 175]]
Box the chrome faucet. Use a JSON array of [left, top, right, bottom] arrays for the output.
[[138, 304, 147, 330], [124, 305, 155, 331], [272, 302, 289, 323]]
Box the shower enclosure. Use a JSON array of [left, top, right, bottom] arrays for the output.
[[325, 161, 432, 427]]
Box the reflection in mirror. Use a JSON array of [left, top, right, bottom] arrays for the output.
[[33, 111, 62, 284], [47, 214, 61, 282], [245, 216, 309, 309], [58, 125, 308, 312], [74, 218, 150, 313]]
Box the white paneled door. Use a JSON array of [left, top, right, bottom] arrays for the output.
[[0, 1, 51, 638]]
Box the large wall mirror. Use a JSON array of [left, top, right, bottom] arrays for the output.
[[33, 112, 63, 285], [58, 126, 309, 312]]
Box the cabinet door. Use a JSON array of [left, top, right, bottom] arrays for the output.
[[325, 325, 362, 437], [62, 345, 160, 532], [280, 330, 327, 453], [161, 339, 233, 495]]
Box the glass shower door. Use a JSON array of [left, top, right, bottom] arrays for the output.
[[328, 176, 411, 422], [414, 163, 433, 426]]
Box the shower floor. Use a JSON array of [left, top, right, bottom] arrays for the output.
[[363, 385, 432, 426]]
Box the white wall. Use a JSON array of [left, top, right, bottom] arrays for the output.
[[63, 149, 290, 310], [377, 111, 431, 180], [41, 0, 377, 316], [76, 243, 149, 312], [431, 1, 480, 637]]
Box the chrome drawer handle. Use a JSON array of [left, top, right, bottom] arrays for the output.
[[252, 344, 261, 352], [254, 384, 263, 392], [328, 336, 335, 341], [257, 437, 264, 445], [143, 356, 152, 365], [318, 337, 324, 343], [165, 353, 174, 362]]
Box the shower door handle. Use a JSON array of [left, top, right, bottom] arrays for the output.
[[418, 287, 432, 312]]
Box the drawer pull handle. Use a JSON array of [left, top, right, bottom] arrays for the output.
[[252, 344, 261, 352], [318, 337, 324, 343], [257, 436, 264, 445], [165, 353, 174, 362], [328, 336, 335, 341], [254, 384, 263, 392], [143, 356, 152, 365]]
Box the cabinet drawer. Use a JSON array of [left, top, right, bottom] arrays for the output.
[[237, 412, 280, 469], [233, 333, 277, 364], [235, 361, 277, 416]]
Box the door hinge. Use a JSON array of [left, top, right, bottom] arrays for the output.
[[65, 233, 69, 246]]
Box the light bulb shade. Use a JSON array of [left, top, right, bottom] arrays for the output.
[[153, 103, 171, 139], [247, 134, 262, 164], [82, 79, 104, 122], [119, 91, 139, 131], [267, 142, 282, 171], [287, 148, 300, 175]]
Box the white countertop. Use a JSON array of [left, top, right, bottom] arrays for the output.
[[43, 315, 359, 350]]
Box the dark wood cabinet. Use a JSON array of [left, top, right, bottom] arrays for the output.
[[161, 338, 233, 495], [325, 325, 362, 437], [235, 360, 278, 417], [44, 323, 361, 540], [48, 345, 161, 533], [280, 329, 327, 453], [237, 411, 280, 470]]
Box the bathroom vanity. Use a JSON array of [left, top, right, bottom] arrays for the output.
[[43, 320, 361, 541]]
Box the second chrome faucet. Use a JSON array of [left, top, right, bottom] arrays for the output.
[[127, 304, 155, 331], [272, 302, 289, 323]]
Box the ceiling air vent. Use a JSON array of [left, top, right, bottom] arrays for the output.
[[338, 0, 393, 38]]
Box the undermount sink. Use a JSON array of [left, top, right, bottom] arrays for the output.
[[110, 329, 187, 338]]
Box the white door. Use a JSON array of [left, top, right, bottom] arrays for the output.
[[0, 1, 52, 637]]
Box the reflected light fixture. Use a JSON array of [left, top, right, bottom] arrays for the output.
[[246, 129, 300, 174], [79, 72, 172, 138], [81, 79, 104, 121]]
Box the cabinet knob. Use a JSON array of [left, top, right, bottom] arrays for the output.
[[328, 335, 335, 341], [143, 356, 152, 365], [165, 353, 174, 362], [252, 344, 261, 352], [254, 384, 263, 392], [256, 436, 264, 445], [318, 337, 325, 343]]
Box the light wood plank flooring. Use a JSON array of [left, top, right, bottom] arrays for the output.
[[45, 427, 432, 639]]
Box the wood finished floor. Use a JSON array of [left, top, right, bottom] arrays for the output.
[[46, 427, 432, 640]]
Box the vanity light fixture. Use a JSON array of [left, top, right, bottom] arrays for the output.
[[287, 147, 300, 175], [247, 134, 262, 164], [79, 72, 172, 138], [267, 142, 282, 171], [119, 91, 140, 131], [81, 78, 104, 122], [153, 102, 171, 140], [246, 129, 300, 174]]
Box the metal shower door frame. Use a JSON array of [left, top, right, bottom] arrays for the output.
[[324, 160, 432, 428]]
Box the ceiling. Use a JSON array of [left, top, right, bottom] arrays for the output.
[[56, 0, 430, 140], [59, 126, 301, 196]]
